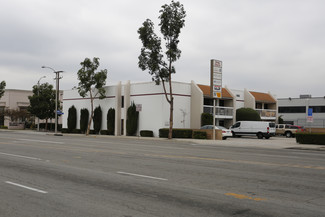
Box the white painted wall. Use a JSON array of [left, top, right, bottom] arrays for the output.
[[62, 81, 193, 137]]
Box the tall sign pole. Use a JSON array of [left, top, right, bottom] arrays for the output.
[[210, 59, 223, 140]]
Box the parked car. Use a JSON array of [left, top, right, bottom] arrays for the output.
[[200, 125, 232, 140], [276, 124, 305, 138], [230, 121, 276, 139]]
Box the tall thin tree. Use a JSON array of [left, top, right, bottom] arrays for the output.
[[77, 57, 107, 135], [138, 1, 186, 139]]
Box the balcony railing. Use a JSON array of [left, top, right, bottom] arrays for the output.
[[203, 106, 234, 118], [255, 109, 276, 120]]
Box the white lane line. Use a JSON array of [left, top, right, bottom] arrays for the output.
[[0, 152, 43, 161], [117, 171, 168, 181], [5, 181, 48, 194], [17, 139, 64, 144]]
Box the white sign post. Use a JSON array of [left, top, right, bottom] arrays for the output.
[[210, 59, 223, 140]]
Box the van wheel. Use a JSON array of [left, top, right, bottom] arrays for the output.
[[265, 135, 270, 139], [257, 133, 263, 139], [232, 132, 236, 137], [285, 131, 292, 138]]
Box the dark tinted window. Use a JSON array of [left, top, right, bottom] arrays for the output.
[[278, 106, 306, 113], [309, 106, 325, 113], [269, 123, 275, 128]]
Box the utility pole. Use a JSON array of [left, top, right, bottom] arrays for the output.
[[41, 66, 63, 136]]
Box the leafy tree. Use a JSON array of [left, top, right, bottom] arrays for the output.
[[67, 105, 77, 132], [126, 102, 139, 136], [0, 81, 6, 99], [201, 113, 213, 126], [138, 1, 186, 139], [28, 82, 56, 130], [93, 106, 102, 134], [278, 115, 284, 124], [236, 108, 261, 122], [107, 108, 115, 135], [77, 57, 108, 135], [3, 109, 30, 123], [80, 108, 89, 133]]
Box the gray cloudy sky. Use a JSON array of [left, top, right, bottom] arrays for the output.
[[1, 0, 324, 98]]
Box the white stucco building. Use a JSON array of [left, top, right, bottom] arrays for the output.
[[62, 81, 277, 136], [62, 81, 203, 137]]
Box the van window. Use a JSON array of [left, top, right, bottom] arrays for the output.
[[279, 125, 284, 129], [269, 123, 275, 128], [233, 122, 240, 128]]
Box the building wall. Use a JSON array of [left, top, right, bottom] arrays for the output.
[[278, 97, 325, 127], [62, 81, 193, 137], [190, 81, 203, 129]]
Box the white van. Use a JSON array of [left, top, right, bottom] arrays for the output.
[[230, 121, 276, 139]]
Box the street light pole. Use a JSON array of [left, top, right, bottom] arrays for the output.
[[37, 76, 46, 132], [41, 66, 63, 136]]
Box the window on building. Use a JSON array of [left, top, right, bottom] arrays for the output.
[[309, 106, 325, 113], [121, 96, 124, 108], [204, 98, 213, 106], [219, 100, 225, 107], [278, 106, 306, 113], [256, 103, 262, 109]]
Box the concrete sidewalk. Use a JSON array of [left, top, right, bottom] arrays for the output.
[[1, 129, 325, 151]]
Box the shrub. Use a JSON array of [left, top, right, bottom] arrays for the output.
[[296, 133, 325, 145], [80, 108, 89, 133], [100, 130, 109, 135], [159, 128, 193, 138], [93, 106, 102, 134], [0, 125, 8, 129], [61, 128, 69, 133], [107, 108, 115, 135], [140, 130, 154, 137], [61, 128, 81, 134], [193, 131, 207, 139], [67, 105, 77, 131], [126, 102, 139, 136], [201, 113, 213, 126], [236, 108, 261, 121]]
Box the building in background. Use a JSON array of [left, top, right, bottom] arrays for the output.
[[278, 95, 325, 128], [0, 89, 62, 128]]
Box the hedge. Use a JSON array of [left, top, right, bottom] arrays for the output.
[[140, 130, 154, 137], [193, 131, 207, 139], [296, 133, 325, 145], [159, 128, 193, 138]]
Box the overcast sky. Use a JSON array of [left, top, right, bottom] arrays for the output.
[[1, 0, 324, 98]]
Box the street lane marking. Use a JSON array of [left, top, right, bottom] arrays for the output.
[[225, 193, 266, 201], [0, 152, 43, 161], [5, 181, 48, 194], [117, 171, 168, 181], [145, 154, 325, 170], [17, 139, 64, 144]]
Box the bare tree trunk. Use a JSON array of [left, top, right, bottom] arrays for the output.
[[86, 91, 94, 136], [168, 68, 173, 140]]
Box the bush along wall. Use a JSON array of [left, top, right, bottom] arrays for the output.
[[126, 102, 139, 136], [296, 133, 325, 145], [107, 108, 115, 135], [201, 113, 213, 126], [193, 131, 207, 139], [80, 108, 89, 134], [93, 106, 102, 134], [67, 105, 77, 132], [159, 128, 193, 138], [140, 130, 154, 137]]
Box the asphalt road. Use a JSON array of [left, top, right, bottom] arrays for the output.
[[0, 131, 324, 217]]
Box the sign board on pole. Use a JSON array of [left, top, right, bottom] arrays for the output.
[[210, 59, 222, 98], [307, 108, 313, 122], [136, 104, 142, 112]]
